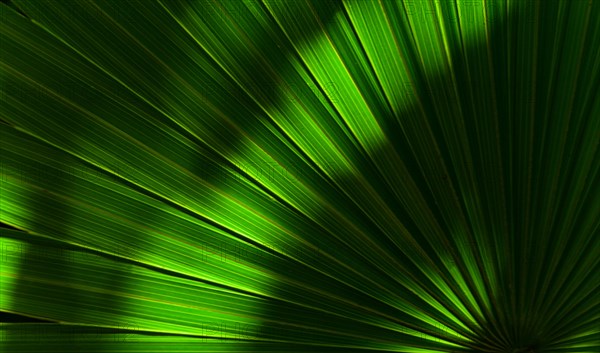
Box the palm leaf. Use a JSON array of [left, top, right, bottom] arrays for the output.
[[1, 0, 598, 352]]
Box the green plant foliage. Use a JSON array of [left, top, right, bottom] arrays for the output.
[[1, 0, 598, 352]]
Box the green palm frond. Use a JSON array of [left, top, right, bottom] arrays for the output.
[[1, 0, 599, 352]]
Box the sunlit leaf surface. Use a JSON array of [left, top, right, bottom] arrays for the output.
[[1, 0, 598, 352]]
